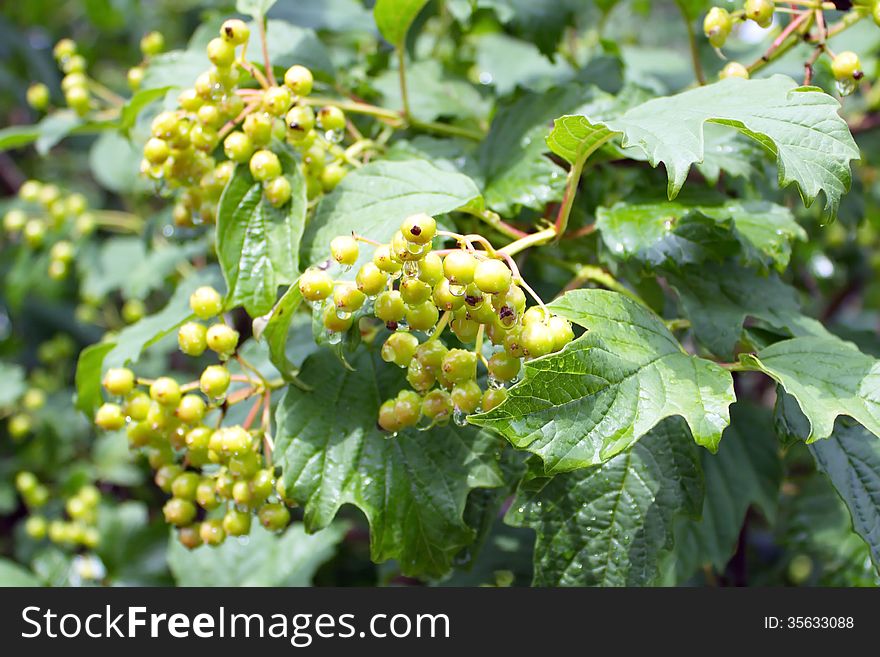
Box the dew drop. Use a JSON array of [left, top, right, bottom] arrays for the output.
[[449, 283, 466, 297], [403, 260, 420, 277], [453, 408, 467, 426], [327, 330, 342, 344]]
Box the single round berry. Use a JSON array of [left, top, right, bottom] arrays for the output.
[[432, 279, 465, 312], [263, 86, 293, 116], [400, 278, 432, 305], [443, 250, 477, 285], [26, 83, 50, 111], [223, 509, 252, 536], [745, 0, 774, 28], [3, 209, 26, 234], [488, 352, 521, 382], [53, 38, 77, 60], [206, 37, 236, 66], [264, 176, 292, 207], [221, 19, 250, 45], [102, 367, 135, 396], [390, 230, 425, 262], [259, 503, 291, 531], [400, 213, 437, 245], [140, 31, 165, 57], [406, 359, 435, 391], [720, 62, 749, 80], [381, 332, 420, 367], [200, 365, 231, 398], [124, 392, 151, 421], [330, 235, 359, 265], [481, 387, 507, 412], [95, 403, 125, 430], [451, 315, 480, 343], [473, 258, 512, 294], [521, 323, 554, 359], [441, 349, 477, 383], [374, 290, 406, 323], [195, 480, 219, 510], [418, 252, 444, 285], [831, 51, 862, 81], [373, 245, 402, 273], [284, 65, 314, 95], [422, 389, 453, 422], [243, 112, 274, 145], [406, 301, 439, 332], [121, 298, 146, 324], [178, 321, 208, 357], [199, 519, 226, 546], [318, 106, 346, 131], [206, 323, 239, 356], [356, 262, 388, 296], [378, 399, 402, 432], [333, 282, 366, 312], [170, 472, 200, 501], [394, 390, 422, 428], [522, 306, 549, 326], [224, 131, 254, 163], [176, 394, 206, 424], [299, 267, 334, 301], [415, 340, 448, 371], [190, 286, 223, 319], [25, 515, 48, 540], [249, 149, 282, 181], [703, 7, 732, 48], [285, 105, 316, 137], [320, 163, 346, 190], [548, 316, 575, 352], [163, 498, 197, 527], [322, 304, 354, 332], [22, 388, 46, 412], [178, 525, 203, 550], [150, 377, 182, 407], [128, 67, 145, 90], [452, 380, 482, 414]]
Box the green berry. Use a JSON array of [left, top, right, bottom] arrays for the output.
[[333, 282, 366, 312], [95, 403, 125, 430], [3, 209, 26, 234], [127, 66, 144, 90], [200, 365, 231, 398], [320, 163, 346, 191], [443, 250, 477, 285], [243, 112, 274, 145], [102, 367, 135, 396], [176, 394, 206, 424], [9, 414, 33, 439], [400, 278, 432, 305], [356, 262, 388, 295], [374, 290, 406, 323], [488, 352, 521, 382], [474, 259, 512, 294], [285, 105, 316, 137], [65, 85, 90, 115], [53, 38, 77, 60], [415, 340, 448, 371], [15, 472, 38, 494], [373, 245, 402, 274], [171, 472, 200, 500], [190, 124, 218, 151], [418, 252, 444, 285], [378, 399, 401, 432], [221, 19, 250, 45], [259, 503, 290, 531], [164, 498, 197, 526], [223, 508, 252, 536], [124, 392, 151, 421], [299, 267, 334, 301], [206, 323, 239, 356], [452, 380, 482, 414], [481, 387, 507, 412], [263, 86, 293, 116], [441, 349, 477, 383], [406, 301, 439, 332], [548, 316, 574, 352], [400, 213, 436, 245], [395, 390, 422, 428], [318, 105, 346, 131], [422, 389, 453, 422], [322, 304, 354, 332], [720, 62, 749, 80], [121, 298, 146, 324], [26, 83, 50, 111], [381, 331, 419, 367], [195, 480, 219, 510], [521, 323, 554, 359], [406, 359, 436, 391], [140, 31, 165, 57], [224, 131, 254, 163], [522, 306, 549, 326], [330, 235, 359, 265], [390, 230, 425, 262], [62, 54, 87, 74], [432, 279, 465, 312], [200, 519, 226, 546], [22, 389, 46, 412], [178, 525, 203, 549], [190, 286, 223, 319], [284, 65, 314, 95], [25, 515, 48, 540], [703, 7, 732, 48], [745, 0, 773, 28], [178, 321, 208, 357], [831, 51, 862, 81], [155, 464, 184, 494], [144, 137, 170, 164], [264, 176, 292, 207], [150, 377, 182, 407], [206, 37, 236, 66], [451, 315, 480, 343], [249, 149, 282, 181]]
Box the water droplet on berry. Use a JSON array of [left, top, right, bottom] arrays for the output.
[[836, 78, 857, 97], [323, 129, 343, 144], [327, 330, 342, 344], [449, 283, 466, 297], [335, 308, 351, 320], [453, 408, 467, 426], [402, 260, 419, 278]]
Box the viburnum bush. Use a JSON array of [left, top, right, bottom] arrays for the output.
[[1, 0, 879, 587]]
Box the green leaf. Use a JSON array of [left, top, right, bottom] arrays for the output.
[[508, 418, 703, 586], [695, 124, 763, 184], [168, 523, 346, 586], [88, 132, 147, 195], [141, 50, 209, 90], [667, 262, 826, 359], [373, 60, 488, 122], [217, 152, 307, 317], [373, 0, 430, 45], [597, 197, 806, 271], [118, 86, 172, 131], [275, 347, 504, 578], [0, 558, 41, 587], [548, 76, 860, 218], [262, 19, 335, 76], [742, 335, 880, 442], [92, 431, 143, 486], [236, 0, 278, 18], [809, 422, 880, 571], [254, 282, 303, 382], [470, 290, 735, 473], [0, 361, 26, 408], [74, 269, 222, 414], [672, 403, 781, 580], [0, 125, 40, 151], [96, 502, 171, 585], [302, 159, 481, 269]]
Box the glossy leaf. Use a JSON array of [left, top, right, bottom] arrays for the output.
[[373, 0, 430, 45]]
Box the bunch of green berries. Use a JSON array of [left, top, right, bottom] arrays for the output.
[[4, 387, 46, 442], [93, 285, 292, 548], [140, 18, 350, 227], [299, 214, 575, 432], [2, 179, 95, 281], [126, 30, 165, 92], [16, 473, 102, 549]]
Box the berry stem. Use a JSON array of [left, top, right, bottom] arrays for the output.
[[515, 276, 548, 318], [747, 9, 815, 75], [679, 3, 706, 86], [396, 45, 412, 120], [498, 226, 558, 258], [242, 394, 262, 430], [407, 118, 484, 141], [473, 324, 487, 367], [257, 14, 277, 87], [236, 59, 270, 90], [300, 96, 403, 124], [217, 98, 261, 140], [427, 311, 451, 342], [235, 353, 269, 388], [561, 264, 647, 307], [86, 79, 125, 107], [92, 210, 144, 233], [460, 206, 528, 240]]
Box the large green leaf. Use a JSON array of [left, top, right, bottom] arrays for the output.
[[302, 158, 481, 268], [667, 262, 827, 359], [168, 523, 346, 586], [0, 558, 42, 587], [597, 197, 806, 271], [217, 152, 307, 317], [373, 0, 430, 45], [809, 422, 880, 571], [74, 269, 222, 414], [237, 0, 278, 18], [470, 290, 735, 473], [672, 403, 781, 580], [548, 76, 859, 218], [508, 418, 703, 586], [373, 60, 488, 122], [742, 335, 880, 442], [253, 282, 304, 382], [274, 347, 504, 578]]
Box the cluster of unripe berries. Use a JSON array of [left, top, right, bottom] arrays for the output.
[[2, 179, 95, 281], [299, 214, 575, 432], [16, 472, 102, 549], [140, 18, 349, 228], [5, 387, 46, 442], [705, 1, 870, 88], [93, 285, 292, 548]]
